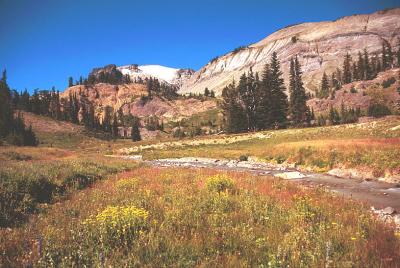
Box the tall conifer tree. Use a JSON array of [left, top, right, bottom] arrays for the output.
[[288, 56, 308, 125], [268, 52, 288, 127], [343, 53, 352, 84]]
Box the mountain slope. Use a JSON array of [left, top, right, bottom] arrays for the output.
[[179, 8, 400, 95]]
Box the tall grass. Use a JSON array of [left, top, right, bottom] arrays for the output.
[[0, 157, 139, 227], [2, 167, 398, 267]]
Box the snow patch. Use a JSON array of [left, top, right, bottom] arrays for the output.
[[118, 64, 193, 86]]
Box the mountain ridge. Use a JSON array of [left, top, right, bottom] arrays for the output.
[[179, 7, 400, 96]]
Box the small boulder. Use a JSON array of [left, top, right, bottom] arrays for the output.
[[275, 171, 306, 180], [382, 207, 396, 215], [393, 214, 400, 225]]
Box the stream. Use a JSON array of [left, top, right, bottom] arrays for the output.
[[144, 157, 400, 213]]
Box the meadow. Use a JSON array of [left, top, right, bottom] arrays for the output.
[[130, 117, 400, 178], [1, 166, 399, 267], [0, 147, 140, 227], [1, 115, 400, 267]]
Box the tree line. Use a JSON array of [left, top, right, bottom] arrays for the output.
[[222, 40, 400, 134], [221, 52, 313, 133], [0, 70, 38, 146], [317, 41, 400, 99], [8, 85, 142, 141]]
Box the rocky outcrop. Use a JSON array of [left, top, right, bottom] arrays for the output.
[[60, 83, 216, 121], [307, 68, 400, 114], [179, 8, 400, 96]]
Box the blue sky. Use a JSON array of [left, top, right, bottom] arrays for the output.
[[1, 0, 398, 92]]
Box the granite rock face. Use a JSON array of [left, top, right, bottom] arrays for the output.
[[179, 8, 400, 96]]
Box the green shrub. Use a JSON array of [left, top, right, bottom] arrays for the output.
[[239, 155, 248, 161], [367, 103, 391, 118], [232, 46, 247, 54], [206, 175, 236, 193], [275, 155, 286, 164], [296, 147, 313, 165], [382, 77, 396, 88]]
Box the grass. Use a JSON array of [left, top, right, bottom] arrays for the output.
[[1, 166, 399, 267], [0, 154, 140, 227], [134, 117, 400, 176], [1, 115, 400, 266]]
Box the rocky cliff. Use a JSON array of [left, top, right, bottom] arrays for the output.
[[179, 8, 400, 96], [60, 83, 217, 121]]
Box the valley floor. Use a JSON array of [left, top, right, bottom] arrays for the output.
[[2, 165, 400, 267], [1, 114, 400, 266], [120, 116, 400, 183]]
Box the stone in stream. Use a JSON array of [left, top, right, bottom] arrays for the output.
[[394, 214, 400, 225], [275, 171, 306, 180], [382, 207, 396, 215], [125, 155, 143, 161]]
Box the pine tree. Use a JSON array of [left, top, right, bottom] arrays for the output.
[[382, 42, 388, 70], [363, 49, 373, 80], [342, 53, 352, 84], [220, 81, 247, 133], [288, 56, 308, 125], [255, 63, 273, 130], [370, 53, 378, 78], [102, 106, 113, 132], [68, 77, 74, 87], [23, 124, 38, 146], [238, 68, 258, 131], [0, 71, 38, 146], [268, 52, 288, 128], [204, 87, 210, 97], [146, 78, 153, 99], [31, 90, 41, 114], [387, 42, 393, 68], [375, 51, 382, 74], [0, 70, 13, 138], [112, 113, 119, 139], [318, 72, 330, 99], [55, 90, 61, 119], [335, 68, 342, 89], [382, 41, 393, 70], [131, 116, 141, 141], [330, 72, 340, 91], [329, 106, 340, 125], [357, 51, 364, 80], [19, 89, 31, 111], [352, 62, 359, 81]]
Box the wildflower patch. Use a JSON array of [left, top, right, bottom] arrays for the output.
[[206, 175, 236, 193], [83, 205, 148, 247]]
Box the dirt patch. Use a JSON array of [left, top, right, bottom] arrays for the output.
[[21, 112, 83, 134]]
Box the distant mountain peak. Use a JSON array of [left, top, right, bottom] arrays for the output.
[[118, 64, 195, 87]]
